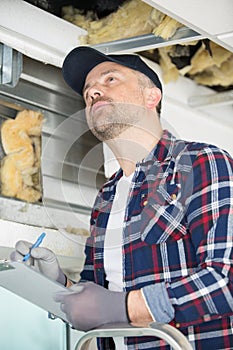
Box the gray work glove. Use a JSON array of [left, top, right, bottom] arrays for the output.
[[10, 240, 66, 286], [54, 282, 129, 331]]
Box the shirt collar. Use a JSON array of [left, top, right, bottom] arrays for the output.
[[141, 129, 177, 164], [106, 129, 177, 185]]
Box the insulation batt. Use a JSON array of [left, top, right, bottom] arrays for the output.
[[62, 0, 183, 44], [62, 0, 232, 89], [157, 41, 233, 87], [0, 109, 43, 203]]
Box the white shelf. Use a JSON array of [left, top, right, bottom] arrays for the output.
[[0, 0, 87, 67]]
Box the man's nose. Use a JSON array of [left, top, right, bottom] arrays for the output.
[[89, 84, 104, 100]]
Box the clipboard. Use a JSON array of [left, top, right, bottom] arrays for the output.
[[0, 260, 69, 323]]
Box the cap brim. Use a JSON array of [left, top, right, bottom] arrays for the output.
[[62, 46, 115, 96]]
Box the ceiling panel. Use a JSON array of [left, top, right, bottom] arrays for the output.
[[143, 0, 233, 52]]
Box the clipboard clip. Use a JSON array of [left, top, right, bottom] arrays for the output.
[[48, 312, 57, 320]]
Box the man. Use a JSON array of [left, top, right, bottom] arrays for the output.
[[11, 47, 233, 350]]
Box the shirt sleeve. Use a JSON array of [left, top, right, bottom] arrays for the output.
[[79, 235, 95, 282], [142, 146, 233, 327], [79, 187, 107, 283], [142, 282, 175, 323], [79, 204, 97, 282]]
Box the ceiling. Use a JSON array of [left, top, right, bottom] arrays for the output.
[[58, 0, 233, 92], [0, 0, 232, 63], [0, 1, 232, 104]]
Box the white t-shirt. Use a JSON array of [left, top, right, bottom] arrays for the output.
[[104, 173, 133, 349]]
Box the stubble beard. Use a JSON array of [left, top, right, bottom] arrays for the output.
[[88, 101, 141, 141]]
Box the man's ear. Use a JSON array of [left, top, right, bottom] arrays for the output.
[[144, 87, 161, 110]]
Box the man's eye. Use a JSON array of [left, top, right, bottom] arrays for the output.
[[108, 76, 115, 82]]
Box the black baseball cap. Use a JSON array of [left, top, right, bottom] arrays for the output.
[[62, 46, 162, 96]]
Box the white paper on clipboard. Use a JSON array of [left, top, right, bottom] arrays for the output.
[[0, 260, 69, 323]]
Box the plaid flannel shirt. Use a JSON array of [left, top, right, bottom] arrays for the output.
[[80, 130, 233, 349]]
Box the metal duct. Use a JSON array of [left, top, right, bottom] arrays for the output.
[[0, 55, 106, 227], [0, 43, 22, 87]]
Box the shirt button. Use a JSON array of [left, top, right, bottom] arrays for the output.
[[171, 194, 177, 200], [175, 323, 180, 328], [142, 199, 148, 206]]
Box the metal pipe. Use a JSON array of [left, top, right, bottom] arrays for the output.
[[74, 322, 193, 350], [188, 90, 233, 108]]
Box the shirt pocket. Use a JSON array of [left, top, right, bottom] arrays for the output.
[[140, 183, 187, 244]]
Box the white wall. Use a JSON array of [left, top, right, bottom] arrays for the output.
[[161, 71, 233, 156]]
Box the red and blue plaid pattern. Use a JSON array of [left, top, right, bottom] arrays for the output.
[[80, 130, 233, 349]]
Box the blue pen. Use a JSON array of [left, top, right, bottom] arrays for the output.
[[23, 232, 46, 262]]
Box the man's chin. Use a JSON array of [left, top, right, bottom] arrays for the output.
[[93, 123, 130, 142], [92, 128, 111, 142]]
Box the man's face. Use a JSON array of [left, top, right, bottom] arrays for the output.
[[83, 61, 147, 141]]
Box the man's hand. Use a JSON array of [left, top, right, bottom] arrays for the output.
[[54, 282, 128, 331], [10, 240, 66, 286]]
